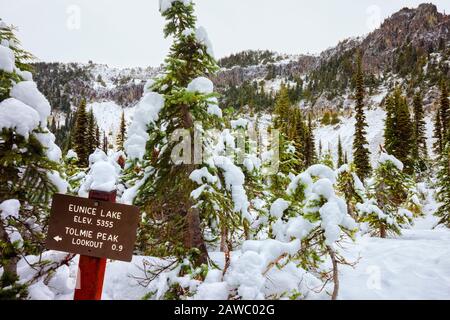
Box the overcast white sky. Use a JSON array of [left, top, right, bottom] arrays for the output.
[[1, 0, 449, 68]]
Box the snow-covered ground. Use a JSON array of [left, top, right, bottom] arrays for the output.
[[33, 216, 448, 300], [339, 227, 449, 300], [26, 200, 449, 300]]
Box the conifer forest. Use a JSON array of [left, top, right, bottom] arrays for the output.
[[0, 0, 449, 302]]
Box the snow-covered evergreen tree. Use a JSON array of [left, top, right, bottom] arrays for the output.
[[0, 21, 67, 298], [358, 153, 414, 238], [123, 0, 248, 270], [337, 135, 344, 168], [116, 111, 127, 151], [336, 163, 366, 220], [412, 91, 428, 173], [259, 164, 357, 299], [384, 88, 414, 173], [73, 98, 89, 167], [352, 52, 371, 181], [435, 144, 450, 227]]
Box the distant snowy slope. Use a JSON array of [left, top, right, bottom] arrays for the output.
[[314, 108, 436, 165], [87, 101, 134, 139]]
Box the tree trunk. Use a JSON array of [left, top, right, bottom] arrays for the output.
[[380, 223, 387, 238], [183, 206, 208, 266], [327, 246, 339, 300], [220, 224, 228, 253]]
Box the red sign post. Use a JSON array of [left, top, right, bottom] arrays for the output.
[[73, 190, 116, 300], [46, 189, 140, 300]]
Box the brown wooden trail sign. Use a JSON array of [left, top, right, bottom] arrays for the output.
[[46, 193, 140, 262]]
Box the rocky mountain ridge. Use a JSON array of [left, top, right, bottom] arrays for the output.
[[33, 3, 449, 114]]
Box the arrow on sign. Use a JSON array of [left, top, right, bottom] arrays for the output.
[[54, 236, 62, 242]]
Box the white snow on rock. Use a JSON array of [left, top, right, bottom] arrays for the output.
[[0, 199, 20, 219], [0, 45, 15, 73], [0, 98, 40, 138], [10, 81, 51, 125], [187, 76, 214, 94], [124, 92, 165, 161]]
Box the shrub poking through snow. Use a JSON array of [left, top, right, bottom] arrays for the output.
[[358, 153, 415, 238], [336, 163, 366, 220], [0, 21, 69, 299], [221, 163, 358, 300]]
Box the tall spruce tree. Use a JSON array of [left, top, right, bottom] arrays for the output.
[[435, 144, 450, 227], [95, 126, 100, 148], [273, 84, 291, 133], [127, 0, 232, 267], [439, 81, 449, 144], [433, 109, 443, 156], [384, 88, 414, 173], [362, 153, 414, 238], [304, 114, 316, 167], [289, 108, 307, 171], [73, 99, 89, 167], [394, 89, 414, 173], [116, 111, 127, 151], [337, 135, 344, 168], [86, 109, 97, 156], [384, 94, 396, 152], [352, 53, 371, 180], [102, 131, 108, 154], [412, 91, 428, 173]]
